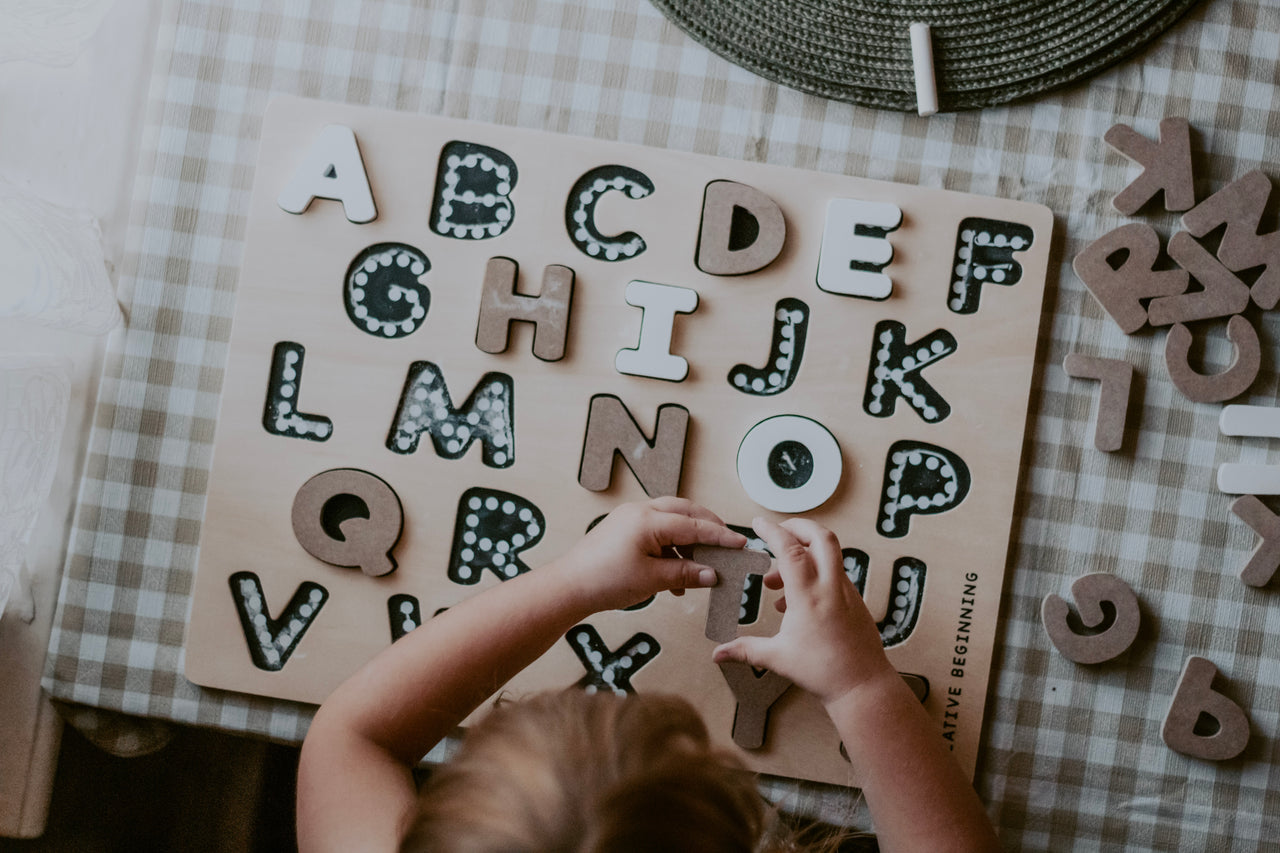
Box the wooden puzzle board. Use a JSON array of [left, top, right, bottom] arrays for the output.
[[186, 95, 1052, 787]]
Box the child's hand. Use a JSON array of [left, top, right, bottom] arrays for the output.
[[557, 497, 748, 612], [712, 517, 897, 708]]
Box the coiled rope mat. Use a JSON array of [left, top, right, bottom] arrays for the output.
[[649, 0, 1203, 111]]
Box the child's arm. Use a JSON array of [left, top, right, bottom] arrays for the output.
[[713, 517, 1000, 853], [296, 497, 746, 853]]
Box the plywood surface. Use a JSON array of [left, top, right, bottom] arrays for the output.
[[186, 95, 1052, 787]]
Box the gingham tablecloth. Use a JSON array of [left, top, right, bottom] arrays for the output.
[[43, 0, 1280, 847]]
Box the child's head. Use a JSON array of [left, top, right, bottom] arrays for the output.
[[400, 689, 770, 852]]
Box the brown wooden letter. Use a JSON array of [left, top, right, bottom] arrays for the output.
[[1040, 572, 1141, 664], [1163, 314, 1261, 403], [691, 545, 772, 642], [1230, 495, 1280, 587], [1182, 170, 1280, 309], [718, 662, 792, 750], [1162, 656, 1250, 761], [1062, 353, 1134, 452], [1104, 117, 1195, 214], [291, 468, 404, 577], [1147, 231, 1251, 326], [577, 394, 689, 497], [696, 180, 787, 276], [475, 257, 574, 361], [1073, 223, 1188, 334]]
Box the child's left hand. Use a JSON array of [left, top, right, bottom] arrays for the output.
[[555, 497, 748, 612]]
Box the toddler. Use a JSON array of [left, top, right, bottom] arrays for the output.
[[297, 497, 999, 852]]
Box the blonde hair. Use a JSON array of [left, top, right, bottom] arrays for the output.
[[401, 689, 795, 852]]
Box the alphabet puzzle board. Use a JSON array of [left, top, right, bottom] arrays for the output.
[[186, 95, 1053, 787]]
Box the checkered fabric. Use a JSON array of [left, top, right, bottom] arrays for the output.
[[44, 0, 1280, 847]]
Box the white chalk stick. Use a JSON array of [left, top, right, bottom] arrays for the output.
[[1220, 405, 1280, 439], [910, 23, 938, 117]]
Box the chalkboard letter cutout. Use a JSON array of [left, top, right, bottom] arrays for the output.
[[1062, 353, 1134, 452], [1182, 170, 1280, 309], [1228, 495, 1280, 587], [691, 545, 772, 643], [475, 257, 574, 361], [877, 441, 970, 538], [1163, 314, 1260, 404], [229, 572, 329, 672], [696, 180, 787, 275], [947, 218, 1035, 314], [729, 298, 809, 396], [386, 363, 515, 468], [1104, 117, 1195, 215], [291, 468, 404, 577], [1162, 656, 1250, 761], [388, 594, 423, 642], [431, 141, 517, 240], [718, 662, 792, 750], [1040, 573, 1141, 664], [816, 198, 903, 300], [1146, 231, 1251, 326], [565, 165, 654, 261], [615, 280, 699, 382], [448, 488, 546, 584], [276, 124, 376, 223], [845, 553, 928, 649], [578, 394, 689, 498], [1073, 223, 1189, 334], [566, 624, 660, 696], [737, 415, 843, 513], [864, 320, 956, 422], [344, 242, 432, 339], [263, 342, 333, 441]]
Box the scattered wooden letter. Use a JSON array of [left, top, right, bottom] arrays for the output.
[[1147, 231, 1251, 326], [291, 468, 404, 577], [1182, 169, 1280, 310], [718, 662, 792, 750], [1163, 314, 1260, 403], [696, 181, 787, 276], [1072, 223, 1188, 334], [1040, 573, 1141, 664], [1228, 495, 1280, 587], [691, 545, 772, 643], [1162, 656, 1250, 761], [1062, 353, 1134, 452], [1104, 117, 1195, 215]]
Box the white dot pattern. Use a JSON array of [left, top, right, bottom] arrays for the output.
[[344, 243, 431, 338], [432, 142, 517, 240], [567, 624, 660, 696], [229, 572, 328, 672], [948, 217, 1034, 314], [263, 342, 333, 441], [387, 363, 514, 468], [448, 487, 544, 584], [729, 297, 809, 396], [565, 165, 653, 261], [878, 441, 971, 539], [863, 320, 957, 422]]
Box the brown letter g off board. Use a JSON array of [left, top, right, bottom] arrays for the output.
[[185, 96, 1052, 788]]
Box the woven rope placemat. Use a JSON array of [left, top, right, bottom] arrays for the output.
[[649, 0, 1203, 111]]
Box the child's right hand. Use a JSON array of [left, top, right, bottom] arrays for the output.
[[711, 517, 898, 709]]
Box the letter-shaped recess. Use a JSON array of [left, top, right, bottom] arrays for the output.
[[387, 594, 422, 642], [431, 141, 517, 240], [947, 218, 1035, 314], [816, 199, 903, 300], [718, 662, 792, 750], [291, 468, 404, 577], [1104, 117, 1196, 215], [737, 415, 843, 513], [344, 243, 431, 339], [448, 488, 545, 584], [729, 298, 809, 396], [276, 124, 376, 223], [877, 441, 970, 538], [615, 281, 699, 382], [263, 342, 333, 441], [1062, 353, 1134, 453], [578, 395, 689, 498], [1164, 314, 1260, 404], [1040, 573, 1141, 664], [842, 551, 927, 649], [1147, 231, 1251, 326], [1072, 223, 1189, 334], [474, 257, 574, 362], [386, 363, 515, 468], [229, 572, 328, 672], [565, 165, 654, 261], [1228, 495, 1280, 587], [566, 624, 660, 696], [691, 545, 772, 643], [1162, 656, 1250, 761], [864, 320, 956, 422], [1182, 170, 1280, 309], [695, 180, 786, 275]]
